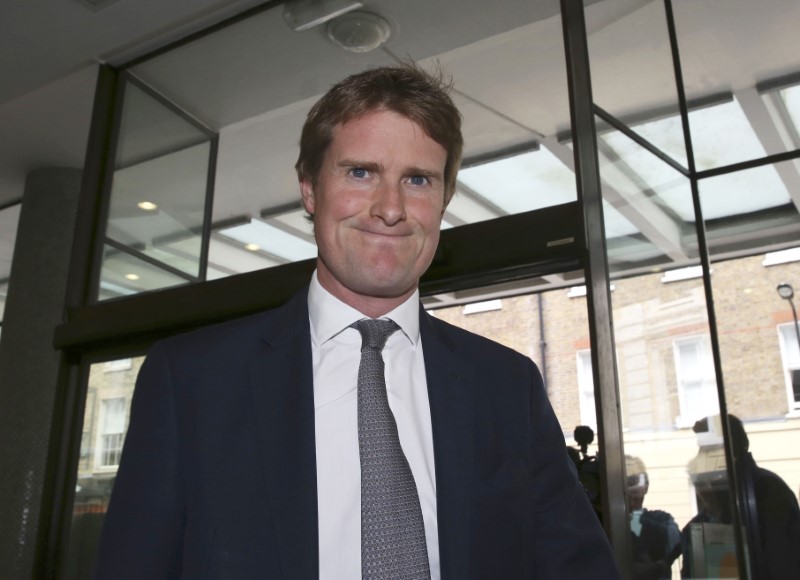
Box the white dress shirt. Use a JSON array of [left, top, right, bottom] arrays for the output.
[[308, 271, 440, 579]]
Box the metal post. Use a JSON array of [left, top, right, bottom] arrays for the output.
[[559, 0, 631, 576]]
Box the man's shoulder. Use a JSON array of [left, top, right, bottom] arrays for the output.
[[154, 289, 307, 360]]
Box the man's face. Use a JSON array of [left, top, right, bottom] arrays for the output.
[[300, 109, 448, 312]]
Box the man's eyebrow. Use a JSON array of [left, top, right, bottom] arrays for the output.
[[406, 167, 443, 179], [337, 159, 381, 172]]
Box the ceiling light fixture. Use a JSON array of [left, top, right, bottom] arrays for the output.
[[327, 11, 391, 53], [244, 243, 260, 252], [283, 0, 363, 32], [125, 273, 140, 281], [137, 201, 158, 211]]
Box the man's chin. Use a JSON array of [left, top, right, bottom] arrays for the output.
[[352, 279, 417, 300]]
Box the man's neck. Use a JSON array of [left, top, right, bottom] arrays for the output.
[[315, 268, 417, 319]]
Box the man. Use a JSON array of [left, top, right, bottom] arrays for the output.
[[624, 456, 680, 579], [93, 64, 619, 579], [681, 416, 800, 579]]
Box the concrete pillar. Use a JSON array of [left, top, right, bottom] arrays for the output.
[[0, 168, 82, 577]]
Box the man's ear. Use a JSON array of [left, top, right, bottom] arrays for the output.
[[300, 179, 315, 214]]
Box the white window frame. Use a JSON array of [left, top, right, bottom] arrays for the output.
[[776, 323, 800, 412], [576, 349, 597, 429], [673, 335, 719, 427], [95, 397, 127, 469]]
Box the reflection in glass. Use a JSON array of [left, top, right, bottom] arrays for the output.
[[106, 140, 212, 274], [63, 357, 143, 580], [98, 80, 213, 300], [625, 454, 681, 579], [99, 244, 190, 300], [0, 281, 8, 330], [0, 203, 21, 326]]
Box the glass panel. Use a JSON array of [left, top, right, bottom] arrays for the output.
[[98, 80, 213, 299], [673, 0, 800, 169], [777, 323, 800, 410], [595, 123, 694, 274], [0, 281, 8, 337], [453, 147, 577, 223], [596, 117, 742, 576], [698, 157, 800, 577], [63, 356, 144, 580], [0, 203, 21, 327], [687, 99, 767, 172], [586, 0, 687, 168], [99, 243, 190, 300], [128, 0, 578, 278]]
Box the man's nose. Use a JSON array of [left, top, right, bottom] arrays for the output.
[[371, 180, 406, 225]]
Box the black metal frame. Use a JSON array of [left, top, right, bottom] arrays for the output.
[[560, 1, 632, 575]]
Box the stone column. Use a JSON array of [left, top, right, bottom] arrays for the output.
[[0, 168, 82, 577]]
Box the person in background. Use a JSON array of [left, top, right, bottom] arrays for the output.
[[625, 455, 681, 580]]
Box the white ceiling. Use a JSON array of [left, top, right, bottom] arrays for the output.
[[0, 0, 267, 208]]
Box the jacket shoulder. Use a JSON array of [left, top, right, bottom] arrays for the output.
[[155, 289, 308, 362]]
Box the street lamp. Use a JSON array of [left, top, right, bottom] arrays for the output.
[[778, 282, 795, 301], [778, 283, 800, 337]]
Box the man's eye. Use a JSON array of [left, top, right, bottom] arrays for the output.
[[350, 168, 368, 179], [408, 175, 429, 186]]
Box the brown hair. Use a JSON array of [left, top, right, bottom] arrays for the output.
[[295, 62, 463, 206]]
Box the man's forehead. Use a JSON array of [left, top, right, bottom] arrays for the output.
[[327, 113, 445, 163]]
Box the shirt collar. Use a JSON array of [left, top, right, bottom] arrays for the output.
[[307, 270, 420, 347]]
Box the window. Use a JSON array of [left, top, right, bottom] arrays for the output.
[[576, 350, 597, 429], [777, 323, 800, 411], [103, 358, 132, 372], [97, 398, 127, 468], [674, 336, 719, 426]]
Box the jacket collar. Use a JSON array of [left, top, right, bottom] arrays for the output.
[[420, 306, 476, 579], [250, 288, 319, 578]]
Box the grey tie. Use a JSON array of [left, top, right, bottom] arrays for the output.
[[351, 318, 431, 580]]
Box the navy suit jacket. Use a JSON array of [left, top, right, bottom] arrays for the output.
[[93, 288, 619, 579]]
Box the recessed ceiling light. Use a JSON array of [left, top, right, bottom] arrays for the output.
[[327, 11, 391, 53], [125, 273, 140, 281], [245, 243, 260, 252], [138, 201, 158, 211]]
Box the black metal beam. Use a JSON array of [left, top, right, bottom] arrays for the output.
[[560, 0, 631, 575]]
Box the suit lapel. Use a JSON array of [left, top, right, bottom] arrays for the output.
[[420, 307, 475, 580], [249, 289, 319, 579]]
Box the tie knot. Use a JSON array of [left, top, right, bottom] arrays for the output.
[[351, 318, 399, 351]]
